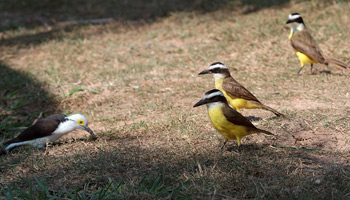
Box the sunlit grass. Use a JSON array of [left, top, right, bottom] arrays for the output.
[[0, 0, 349, 199]]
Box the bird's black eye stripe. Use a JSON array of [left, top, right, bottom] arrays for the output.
[[211, 68, 228, 74], [289, 15, 304, 24], [208, 95, 227, 104], [211, 68, 220, 73], [294, 17, 304, 24]]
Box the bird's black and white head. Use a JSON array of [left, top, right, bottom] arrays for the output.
[[286, 13, 306, 31], [198, 62, 231, 79], [193, 89, 228, 108], [55, 114, 96, 139]]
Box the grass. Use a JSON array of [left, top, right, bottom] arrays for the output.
[[1, 0, 350, 199]]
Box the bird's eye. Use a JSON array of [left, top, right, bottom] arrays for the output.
[[77, 119, 84, 125]]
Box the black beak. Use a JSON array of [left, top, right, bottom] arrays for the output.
[[193, 99, 206, 107], [286, 19, 293, 24], [198, 69, 210, 75], [83, 126, 97, 139]]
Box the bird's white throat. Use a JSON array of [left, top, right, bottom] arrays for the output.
[[206, 102, 224, 110], [212, 73, 226, 80], [290, 22, 306, 33]]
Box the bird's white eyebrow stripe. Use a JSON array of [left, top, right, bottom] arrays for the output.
[[208, 63, 227, 70], [288, 14, 301, 20], [203, 91, 224, 99]]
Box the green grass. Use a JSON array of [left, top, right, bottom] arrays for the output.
[[1, 0, 350, 199], [1, 176, 192, 199]]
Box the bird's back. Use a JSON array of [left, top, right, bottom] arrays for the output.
[[291, 30, 325, 63], [3, 114, 66, 146]]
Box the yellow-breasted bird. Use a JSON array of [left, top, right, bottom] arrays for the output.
[[193, 89, 274, 149], [286, 13, 348, 75], [199, 62, 284, 117]]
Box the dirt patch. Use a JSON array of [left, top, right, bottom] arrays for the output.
[[277, 128, 349, 152]]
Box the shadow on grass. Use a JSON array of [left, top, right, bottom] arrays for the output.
[[0, 60, 57, 140], [245, 115, 262, 122], [0, 26, 75, 48], [1, 139, 349, 199], [0, 0, 291, 26], [0, 0, 291, 48]]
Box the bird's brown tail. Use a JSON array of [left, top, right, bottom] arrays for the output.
[[326, 58, 348, 69], [3, 137, 21, 146], [261, 105, 285, 117], [0, 146, 7, 156], [0, 138, 22, 155], [257, 128, 274, 136]]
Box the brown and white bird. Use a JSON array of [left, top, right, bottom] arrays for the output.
[[194, 89, 274, 149], [286, 13, 348, 75], [199, 62, 284, 117], [0, 113, 96, 155]]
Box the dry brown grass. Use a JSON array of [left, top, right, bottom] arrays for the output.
[[1, 0, 350, 199]]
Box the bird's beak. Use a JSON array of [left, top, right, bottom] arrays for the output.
[[193, 99, 206, 107], [198, 69, 210, 75], [83, 126, 97, 139], [286, 19, 293, 24]]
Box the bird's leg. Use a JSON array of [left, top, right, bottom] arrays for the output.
[[237, 145, 242, 153], [297, 65, 305, 76], [236, 137, 241, 146], [236, 138, 242, 152], [219, 139, 228, 153], [310, 64, 314, 74]]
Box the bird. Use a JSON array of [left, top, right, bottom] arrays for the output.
[[0, 113, 96, 155], [193, 89, 274, 150], [199, 62, 284, 117], [286, 13, 348, 75]]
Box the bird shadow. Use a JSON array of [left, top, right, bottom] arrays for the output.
[[319, 70, 332, 74], [0, 137, 97, 157], [48, 137, 98, 147], [319, 70, 347, 76], [225, 143, 269, 152], [306, 69, 346, 76], [245, 115, 262, 122]]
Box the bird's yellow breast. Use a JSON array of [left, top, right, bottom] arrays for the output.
[[295, 51, 317, 66], [207, 103, 249, 144]]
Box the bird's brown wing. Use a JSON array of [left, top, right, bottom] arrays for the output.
[[221, 105, 257, 129], [222, 77, 260, 102], [291, 30, 325, 63], [3, 114, 66, 145]]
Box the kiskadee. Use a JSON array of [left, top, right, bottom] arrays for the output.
[[0, 113, 96, 155], [286, 13, 348, 75], [194, 89, 273, 149], [199, 62, 284, 117]]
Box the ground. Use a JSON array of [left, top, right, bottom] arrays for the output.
[[0, 0, 349, 199]]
